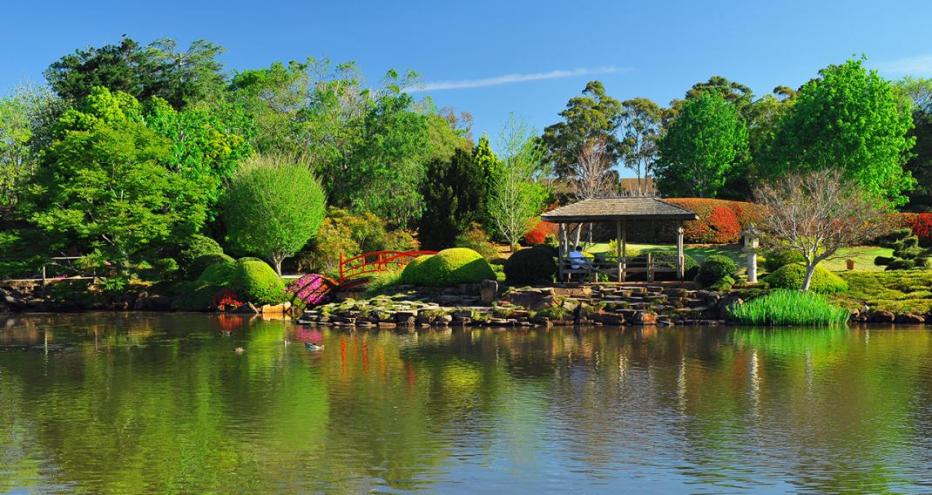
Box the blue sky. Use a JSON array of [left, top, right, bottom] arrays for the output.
[[2, 0, 931, 148]]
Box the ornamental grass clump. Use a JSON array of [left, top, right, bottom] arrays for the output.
[[728, 289, 849, 326]]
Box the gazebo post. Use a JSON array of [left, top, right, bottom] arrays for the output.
[[615, 220, 622, 281], [621, 218, 627, 282], [676, 224, 685, 280], [558, 223, 565, 281]]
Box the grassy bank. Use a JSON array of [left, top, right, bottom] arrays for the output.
[[729, 289, 850, 326]]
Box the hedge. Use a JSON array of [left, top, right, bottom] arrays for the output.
[[400, 248, 495, 287], [666, 198, 765, 244], [763, 263, 848, 293]]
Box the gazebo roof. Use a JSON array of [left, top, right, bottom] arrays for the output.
[[541, 197, 698, 223]]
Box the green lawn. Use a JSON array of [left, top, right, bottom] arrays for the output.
[[820, 246, 894, 273], [584, 242, 744, 264]]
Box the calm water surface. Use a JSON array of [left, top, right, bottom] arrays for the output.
[[1, 313, 931, 494]]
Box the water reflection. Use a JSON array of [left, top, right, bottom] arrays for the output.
[[0, 313, 930, 493]]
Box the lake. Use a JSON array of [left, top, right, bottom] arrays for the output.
[[1, 313, 931, 494]]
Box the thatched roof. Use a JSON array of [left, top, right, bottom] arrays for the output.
[[541, 197, 698, 223]]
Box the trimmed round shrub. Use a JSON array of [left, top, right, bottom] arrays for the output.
[[402, 248, 496, 287], [400, 254, 433, 285], [762, 249, 806, 272], [874, 256, 894, 266], [763, 263, 848, 293], [232, 258, 285, 305], [195, 258, 238, 287], [179, 234, 224, 277], [697, 255, 738, 287], [504, 246, 557, 284], [189, 253, 235, 281]]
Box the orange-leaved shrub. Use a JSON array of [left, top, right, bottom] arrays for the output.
[[665, 198, 765, 244], [524, 218, 558, 245]]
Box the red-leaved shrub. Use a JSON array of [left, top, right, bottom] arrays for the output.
[[901, 212, 932, 246], [524, 218, 558, 245], [665, 198, 765, 244]]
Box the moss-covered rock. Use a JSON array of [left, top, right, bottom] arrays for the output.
[[232, 258, 285, 304], [764, 263, 848, 293], [401, 248, 495, 287]]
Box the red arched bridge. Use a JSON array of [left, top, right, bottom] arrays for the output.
[[338, 250, 437, 289]]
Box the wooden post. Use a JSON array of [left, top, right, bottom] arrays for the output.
[[676, 224, 685, 280], [615, 220, 622, 281], [621, 218, 628, 282], [647, 252, 653, 281], [557, 223, 565, 281], [41, 264, 47, 285]]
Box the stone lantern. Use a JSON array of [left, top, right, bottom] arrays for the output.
[[742, 224, 760, 283]]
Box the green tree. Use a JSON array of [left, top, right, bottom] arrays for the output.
[[341, 72, 430, 227], [418, 147, 492, 250], [895, 77, 932, 210], [489, 118, 550, 251], [45, 36, 225, 108], [656, 91, 748, 197], [24, 87, 207, 273], [222, 154, 326, 274], [618, 98, 663, 192], [0, 86, 55, 216], [146, 98, 252, 210], [767, 59, 915, 206], [472, 134, 501, 230], [542, 81, 623, 179]]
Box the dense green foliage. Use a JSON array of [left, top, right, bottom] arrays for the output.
[[897, 77, 932, 210], [764, 263, 849, 293], [418, 143, 495, 249], [231, 258, 285, 304], [542, 81, 623, 179], [762, 248, 806, 273], [834, 269, 932, 314], [766, 59, 915, 206], [24, 87, 207, 274], [656, 92, 748, 198], [504, 246, 557, 284], [728, 290, 849, 326], [400, 248, 495, 287], [222, 155, 326, 274], [697, 254, 738, 287]]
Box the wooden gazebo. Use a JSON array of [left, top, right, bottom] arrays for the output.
[[541, 197, 698, 281]]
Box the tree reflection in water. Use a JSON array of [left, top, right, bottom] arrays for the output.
[[0, 313, 930, 493]]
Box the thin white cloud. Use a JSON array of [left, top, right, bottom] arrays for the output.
[[404, 66, 625, 93], [877, 54, 932, 76]]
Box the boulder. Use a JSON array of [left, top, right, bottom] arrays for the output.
[[868, 310, 895, 323], [895, 313, 925, 324], [479, 280, 499, 304], [631, 311, 658, 325]]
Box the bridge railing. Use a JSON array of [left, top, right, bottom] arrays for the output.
[[339, 250, 437, 285]]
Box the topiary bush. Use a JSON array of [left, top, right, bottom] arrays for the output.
[[400, 248, 496, 287], [400, 254, 433, 285], [697, 254, 738, 287], [189, 253, 235, 281], [763, 263, 848, 293], [504, 246, 557, 284], [179, 234, 225, 277], [762, 248, 806, 273], [232, 258, 285, 305], [196, 258, 238, 287]]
